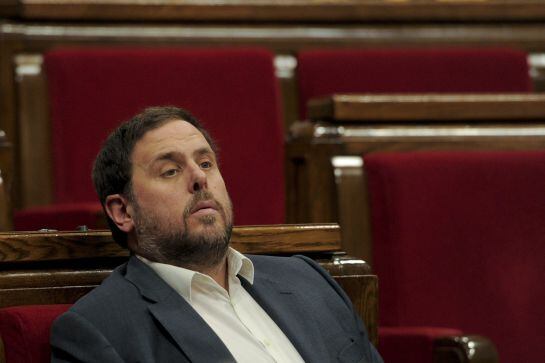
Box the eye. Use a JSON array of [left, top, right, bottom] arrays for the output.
[[161, 168, 180, 178], [200, 160, 213, 169]]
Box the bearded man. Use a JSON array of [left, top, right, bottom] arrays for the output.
[[50, 106, 383, 363]]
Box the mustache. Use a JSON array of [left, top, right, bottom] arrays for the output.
[[183, 190, 223, 217]]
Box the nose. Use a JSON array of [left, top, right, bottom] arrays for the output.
[[188, 163, 207, 193]]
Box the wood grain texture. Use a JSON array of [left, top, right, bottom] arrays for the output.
[[0, 224, 341, 263], [309, 94, 545, 122], [11, 0, 545, 22], [230, 223, 341, 253]]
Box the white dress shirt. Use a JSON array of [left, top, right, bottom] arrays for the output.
[[137, 249, 305, 363]]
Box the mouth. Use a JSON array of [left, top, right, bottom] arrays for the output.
[[190, 200, 219, 217]]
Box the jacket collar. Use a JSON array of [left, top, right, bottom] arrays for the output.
[[241, 257, 329, 362], [124, 256, 236, 363], [124, 255, 328, 362]]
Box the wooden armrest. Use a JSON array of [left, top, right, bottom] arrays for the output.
[[434, 335, 499, 363], [308, 93, 545, 122]]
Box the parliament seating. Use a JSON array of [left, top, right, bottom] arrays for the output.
[[363, 150, 545, 363], [287, 92, 545, 263], [13, 47, 284, 231], [0, 224, 381, 363], [296, 47, 532, 119], [288, 47, 539, 263]]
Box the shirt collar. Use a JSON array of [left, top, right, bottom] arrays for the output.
[[136, 247, 254, 301], [228, 247, 255, 285]]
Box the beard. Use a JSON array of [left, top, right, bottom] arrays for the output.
[[131, 190, 233, 270]]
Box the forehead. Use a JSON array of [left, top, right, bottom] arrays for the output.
[[132, 119, 211, 162]]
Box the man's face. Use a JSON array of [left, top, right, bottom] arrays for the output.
[[126, 119, 233, 267]]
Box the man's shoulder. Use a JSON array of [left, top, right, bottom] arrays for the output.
[[247, 254, 323, 273], [65, 259, 143, 318], [247, 254, 334, 287]]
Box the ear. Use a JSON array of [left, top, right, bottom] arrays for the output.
[[104, 194, 135, 233]]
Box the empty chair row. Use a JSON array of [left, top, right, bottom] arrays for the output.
[[8, 46, 533, 232]]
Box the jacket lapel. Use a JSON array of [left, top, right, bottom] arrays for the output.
[[241, 274, 329, 362], [124, 257, 235, 363]]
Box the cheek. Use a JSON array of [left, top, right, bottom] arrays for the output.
[[211, 177, 229, 200], [207, 173, 229, 200], [134, 184, 191, 214]]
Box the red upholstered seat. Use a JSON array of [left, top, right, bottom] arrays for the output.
[[0, 304, 71, 363], [297, 48, 532, 118], [14, 48, 284, 231], [365, 150, 545, 363]]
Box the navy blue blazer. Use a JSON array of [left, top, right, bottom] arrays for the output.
[[51, 254, 383, 363]]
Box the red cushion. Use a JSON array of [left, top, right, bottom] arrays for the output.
[[379, 326, 462, 363], [13, 202, 103, 231], [365, 150, 545, 363], [17, 48, 284, 229], [297, 48, 532, 118], [0, 305, 71, 363]]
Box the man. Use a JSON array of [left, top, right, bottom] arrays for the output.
[[51, 106, 383, 363]]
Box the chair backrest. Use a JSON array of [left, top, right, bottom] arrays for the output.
[[297, 47, 532, 118], [43, 47, 285, 225], [363, 150, 545, 363]]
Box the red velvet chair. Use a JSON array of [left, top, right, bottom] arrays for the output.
[[364, 150, 545, 363], [0, 305, 71, 363], [296, 47, 532, 118], [14, 48, 284, 231]]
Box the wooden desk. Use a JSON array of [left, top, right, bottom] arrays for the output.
[[287, 93, 545, 262], [3, 0, 545, 22]]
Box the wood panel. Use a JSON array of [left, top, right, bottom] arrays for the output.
[[14, 54, 52, 207], [0, 131, 12, 231], [0, 1, 18, 18], [5, 0, 545, 22], [0, 224, 343, 262], [309, 94, 545, 123]]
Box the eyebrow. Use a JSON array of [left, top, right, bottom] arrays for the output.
[[194, 146, 215, 158]]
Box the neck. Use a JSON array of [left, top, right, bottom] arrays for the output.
[[191, 256, 229, 290]]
